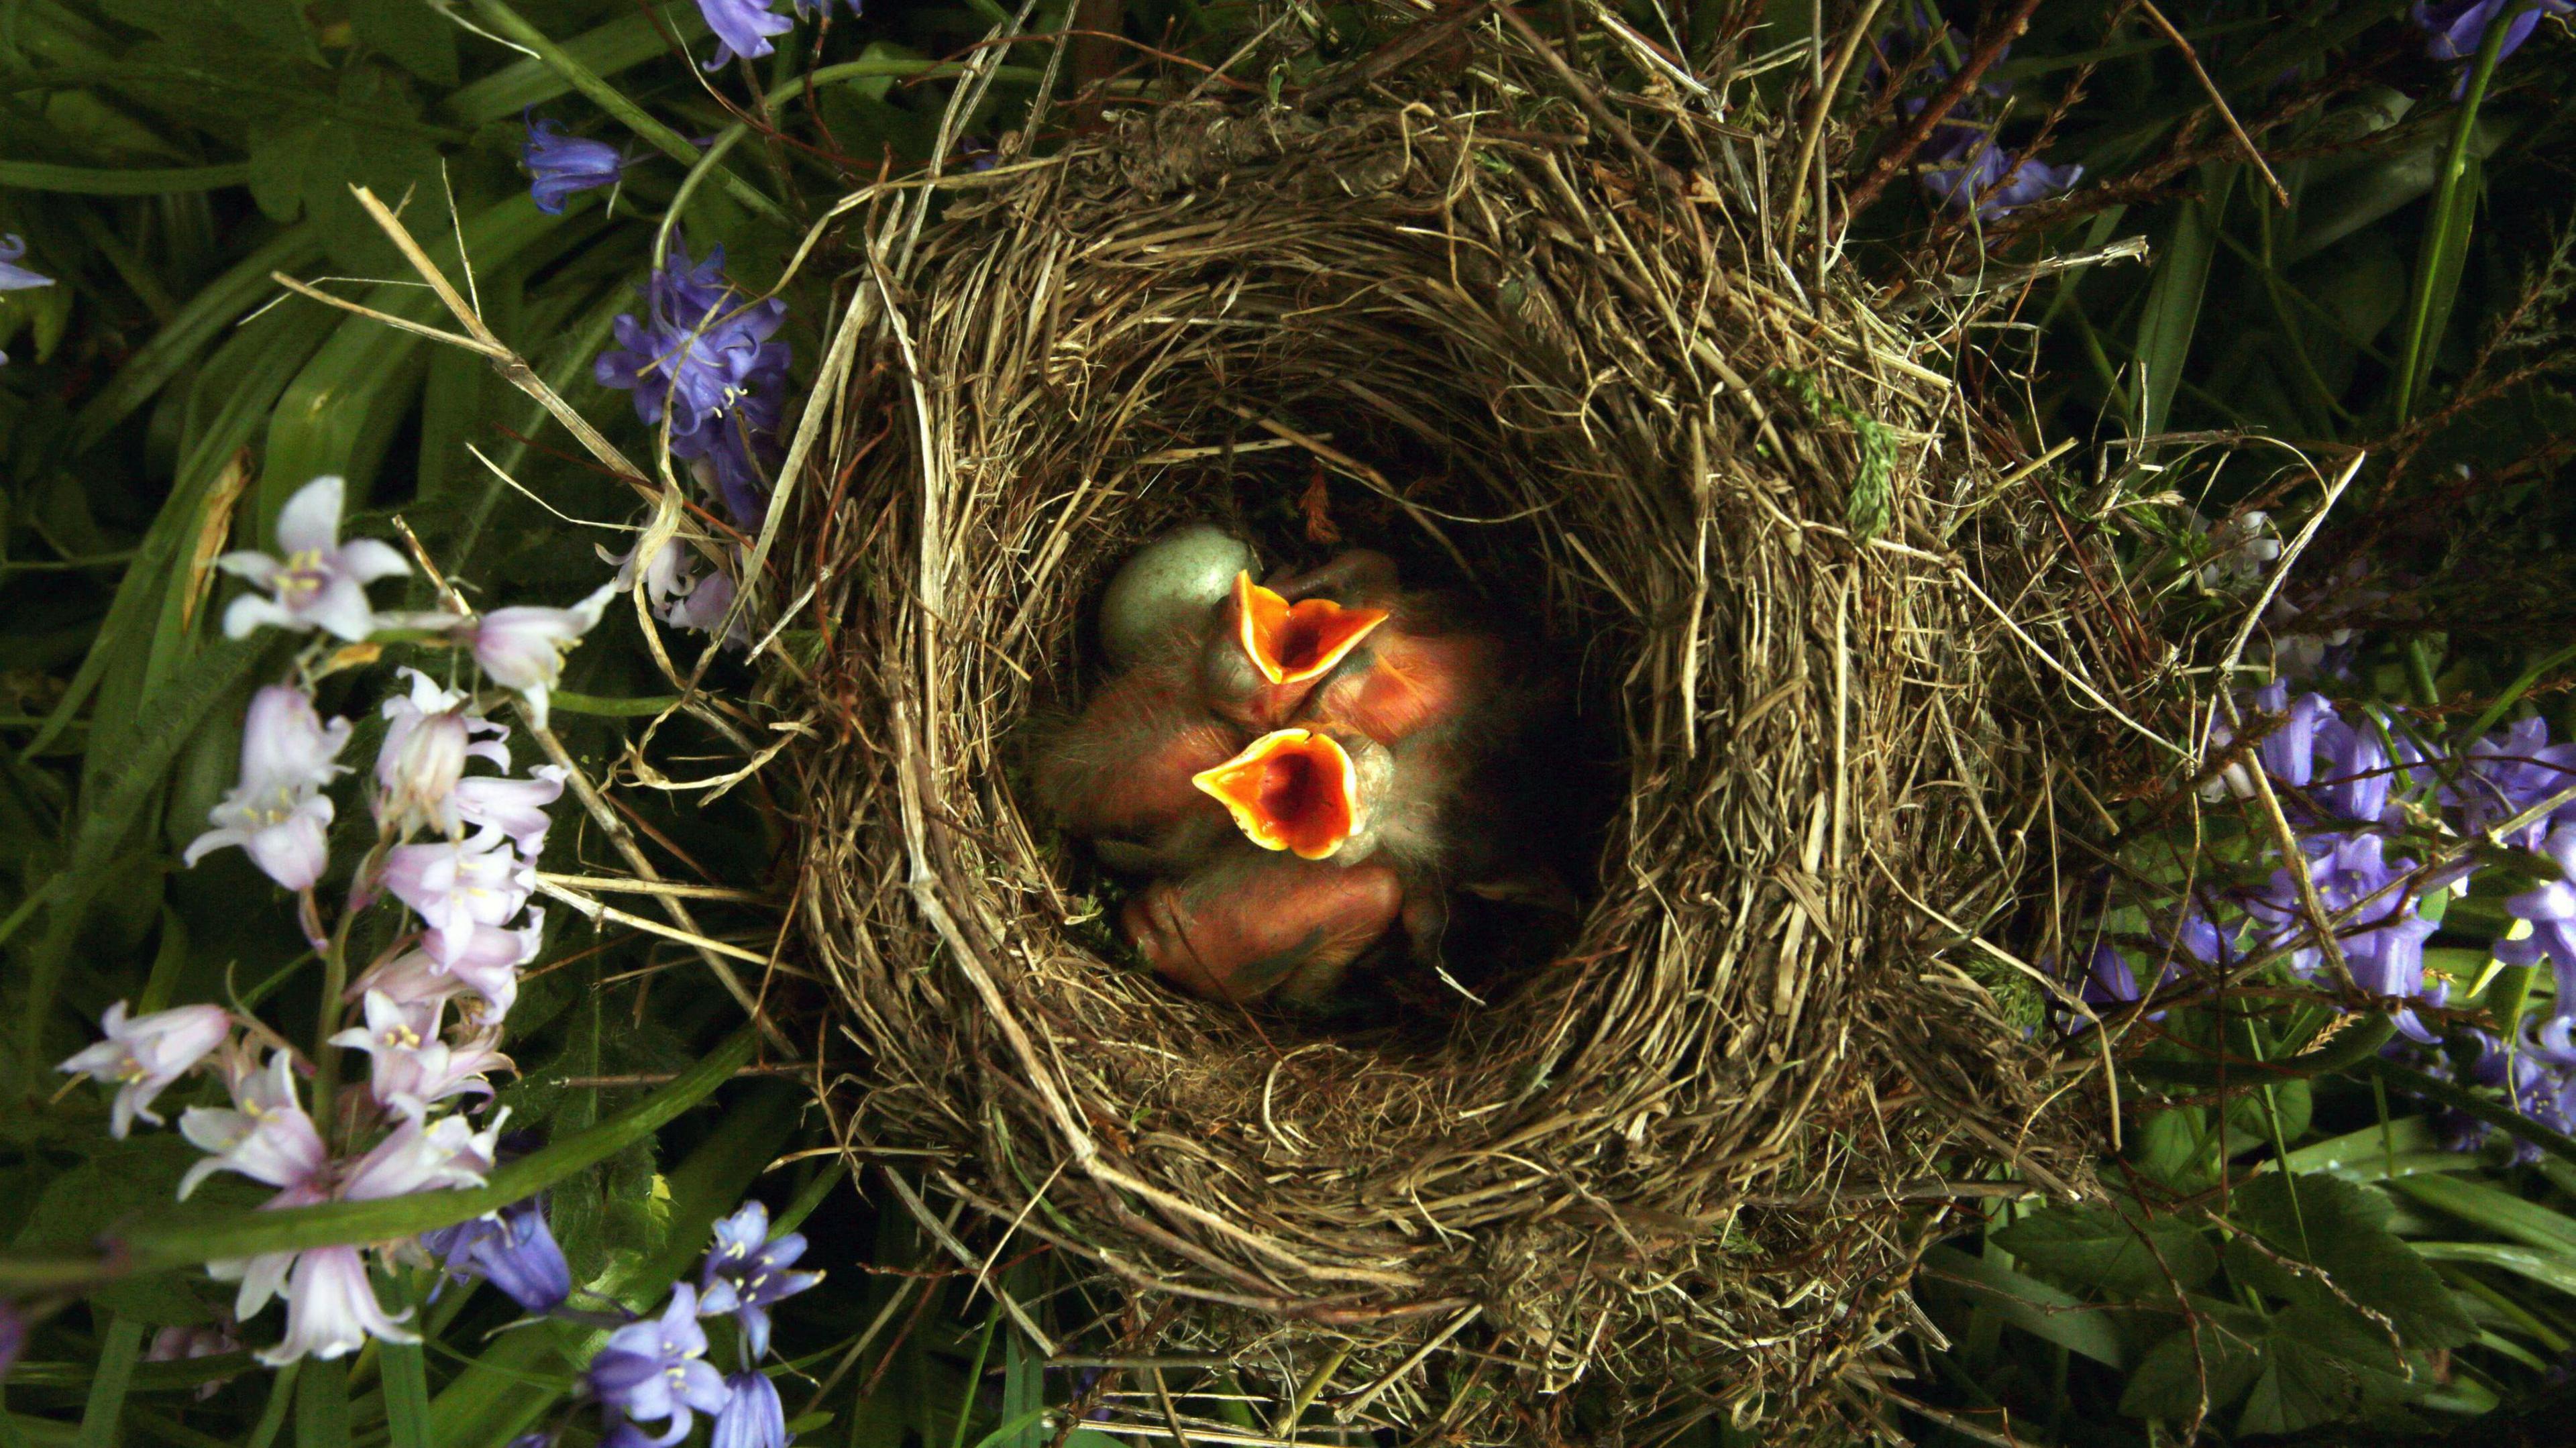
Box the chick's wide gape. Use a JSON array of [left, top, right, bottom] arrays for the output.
[[1035, 526, 1561, 1008]]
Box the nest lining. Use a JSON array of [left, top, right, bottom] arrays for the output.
[[790, 20, 2097, 1434]]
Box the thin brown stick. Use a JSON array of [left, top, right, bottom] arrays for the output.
[[2134, 0, 2289, 207], [1843, 0, 2047, 215]]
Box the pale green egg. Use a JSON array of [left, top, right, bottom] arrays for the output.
[[1097, 524, 1254, 666]]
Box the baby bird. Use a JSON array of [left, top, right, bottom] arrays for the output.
[[1032, 654, 1244, 876], [1121, 844, 1405, 1005], [1189, 727, 1449, 871], [1035, 526, 1262, 874], [1197, 571, 1389, 731]]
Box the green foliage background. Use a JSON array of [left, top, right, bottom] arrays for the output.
[[1, 0, 2573, 1443]]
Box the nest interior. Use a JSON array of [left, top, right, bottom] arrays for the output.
[[792, 17, 2096, 1433]]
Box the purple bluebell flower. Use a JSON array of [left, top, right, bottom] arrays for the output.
[[523, 116, 628, 214], [2445, 716, 2576, 847], [0, 233, 52, 369], [1920, 131, 2084, 219], [55, 1002, 231, 1138], [0, 235, 50, 292], [2251, 681, 2340, 790], [425, 1196, 573, 1315], [2414, 1, 2573, 95], [697, 0, 796, 68], [2498, 826, 2576, 991], [589, 1284, 731, 1445], [697, 1202, 821, 1361], [183, 685, 354, 891], [2309, 711, 2398, 826], [2451, 1023, 2576, 1159], [217, 476, 413, 642], [595, 239, 790, 530], [0, 1299, 23, 1381], [2246, 832, 2439, 998], [460, 582, 617, 728], [712, 1370, 790, 1448]]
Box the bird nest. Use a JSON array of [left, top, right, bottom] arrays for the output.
[[786, 9, 2104, 1437]]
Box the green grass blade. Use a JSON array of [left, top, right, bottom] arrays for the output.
[[2388, 1174, 2576, 1256], [1919, 1246, 2127, 1368], [258, 195, 590, 531], [71, 1315, 143, 1448], [2414, 1241, 2576, 1299], [2133, 164, 2237, 439], [0, 162, 251, 194], [382, 1341, 435, 1448], [15, 630, 285, 1096], [2391, 2, 2527, 422], [297, 1357, 350, 1448], [460, 0, 789, 226], [249, 1361, 301, 1448], [442, 7, 711, 125], [0, 1027, 756, 1289], [64, 227, 327, 455]]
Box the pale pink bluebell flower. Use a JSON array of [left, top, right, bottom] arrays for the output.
[[358, 909, 543, 1027], [454, 766, 569, 859], [337, 1105, 504, 1203], [377, 669, 508, 836], [258, 1246, 418, 1365], [328, 991, 514, 1112], [184, 685, 353, 891], [382, 833, 535, 966], [218, 476, 411, 642], [462, 583, 616, 726], [176, 1049, 327, 1202], [145, 1322, 242, 1400], [55, 1001, 232, 1137]]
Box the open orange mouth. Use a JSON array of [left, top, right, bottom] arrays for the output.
[[1232, 572, 1389, 685], [1190, 729, 1360, 859]]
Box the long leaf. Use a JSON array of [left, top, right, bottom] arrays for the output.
[[2390, 2, 2526, 421], [0, 162, 251, 195], [2133, 164, 2237, 439], [2389, 1174, 2576, 1256], [64, 227, 327, 455], [70, 1315, 142, 1448], [442, 7, 712, 125], [2414, 1241, 2576, 1300], [13, 631, 284, 1096], [0, 1027, 755, 1290], [1919, 1245, 2128, 1368], [382, 1341, 435, 1448]]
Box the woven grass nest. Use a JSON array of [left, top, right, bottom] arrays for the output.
[[788, 8, 2104, 1436]]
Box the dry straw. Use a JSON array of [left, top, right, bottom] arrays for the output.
[[788, 3, 2127, 1436]]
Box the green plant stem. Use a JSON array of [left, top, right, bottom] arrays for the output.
[[462, 0, 791, 227], [2392, 1, 2530, 423]]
